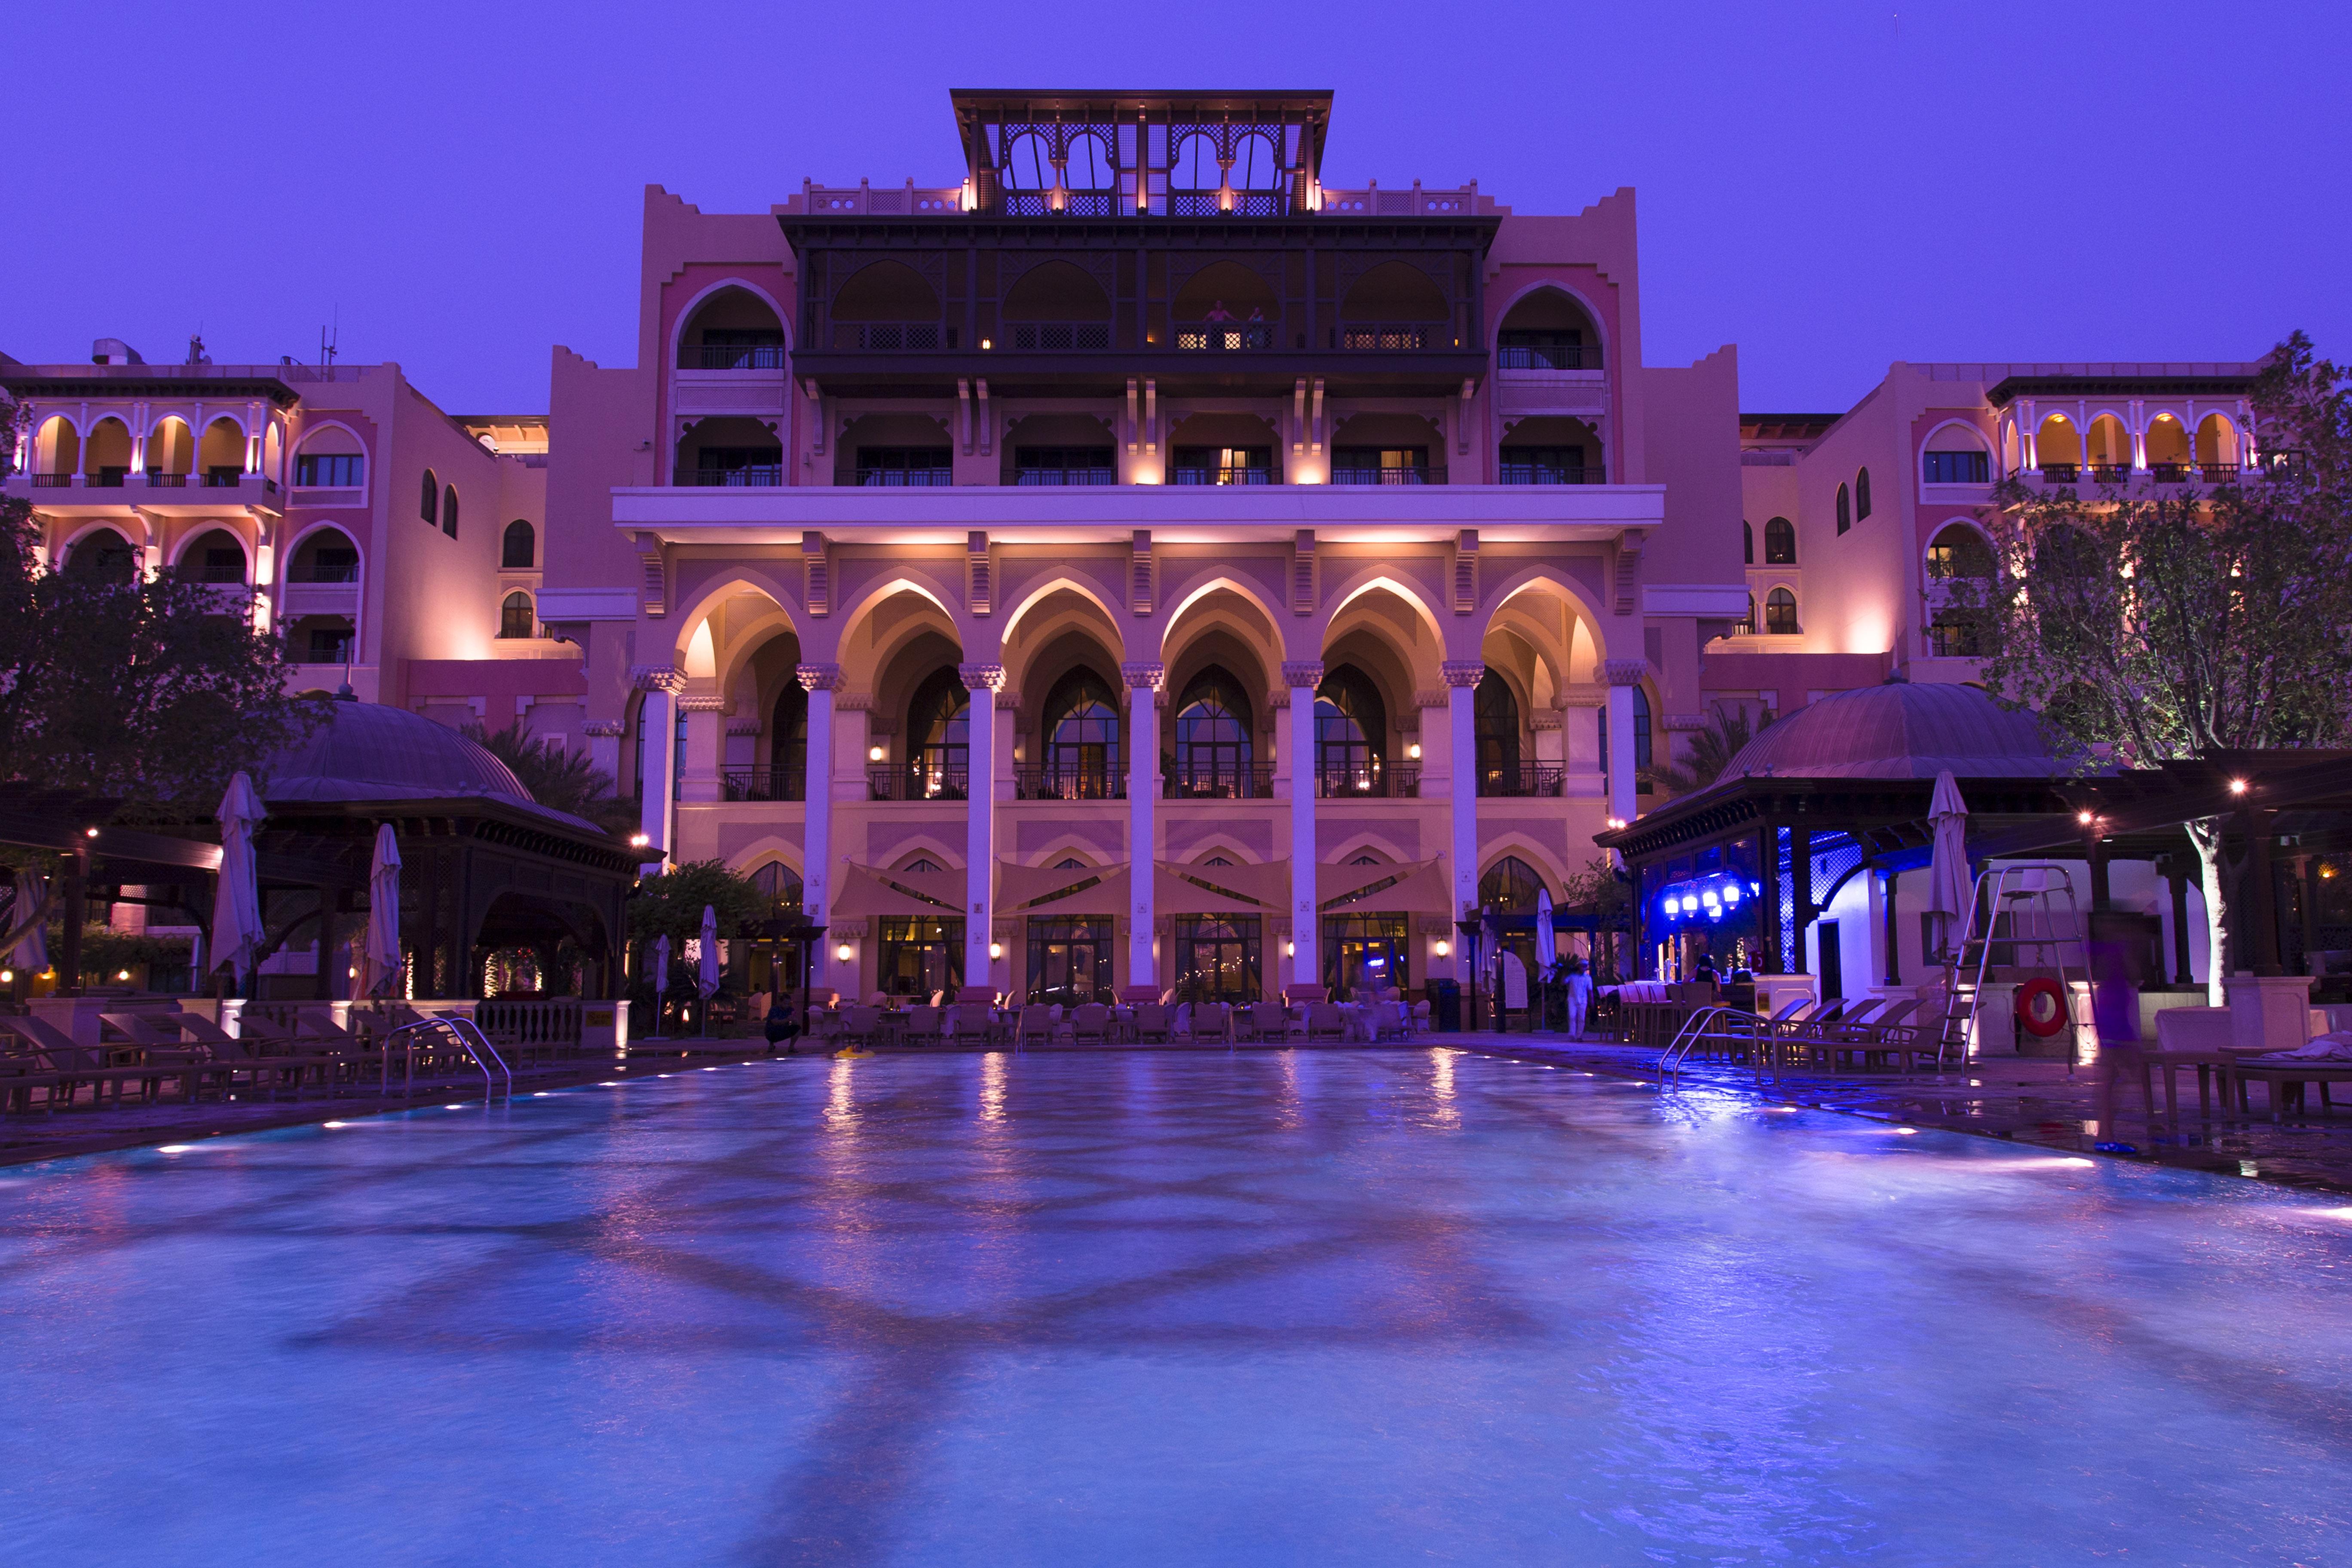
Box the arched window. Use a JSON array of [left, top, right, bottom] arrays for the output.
[[1855, 468, 1872, 521], [1478, 855, 1544, 913], [906, 668, 971, 796], [1065, 133, 1112, 192], [771, 681, 808, 787], [1002, 132, 1053, 190], [1743, 521, 1754, 565], [1764, 516, 1796, 564], [1314, 665, 1387, 793], [498, 591, 535, 640], [1834, 483, 1851, 535], [1172, 132, 1219, 190], [1927, 524, 1994, 579], [501, 520, 535, 569], [178, 528, 247, 585], [1173, 666, 1254, 795], [441, 484, 459, 539], [1039, 668, 1121, 796], [748, 861, 802, 915], [65, 528, 136, 582], [1597, 686, 1655, 779], [1474, 668, 1520, 787], [1928, 610, 1982, 658], [420, 469, 438, 525], [1765, 587, 1799, 635]]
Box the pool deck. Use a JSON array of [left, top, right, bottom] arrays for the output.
[[9, 1031, 2352, 1194]]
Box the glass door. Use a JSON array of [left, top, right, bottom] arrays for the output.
[[1322, 914, 1409, 1000], [1175, 916, 1261, 1002], [1027, 917, 1112, 1004]]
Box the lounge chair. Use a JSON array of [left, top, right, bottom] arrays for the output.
[[1132, 1003, 1171, 1044], [1306, 1002, 1347, 1044], [1071, 1003, 1111, 1047], [1017, 1005, 1053, 1050], [0, 1014, 193, 1109]]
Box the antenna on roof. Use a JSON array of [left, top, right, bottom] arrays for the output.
[[320, 310, 339, 371]]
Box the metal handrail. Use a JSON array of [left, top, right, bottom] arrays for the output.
[[382, 1017, 512, 1100], [1660, 1004, 1766, 1084]]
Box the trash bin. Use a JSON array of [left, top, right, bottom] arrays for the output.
[[1427, 979, 1461, 1033]]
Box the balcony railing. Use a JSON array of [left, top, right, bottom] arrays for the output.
[[1497, 343, 1603, 371], [1167, 191, 1292, 217], [1316, 763, 1418, 799], [200, 472, 273, 492], [1498, 462, 1606, 485], [2150, 462, 2194, 482], [855, 468, 953, 487], [869, 763, 967, 802], [2199, 462, 2241, 480], [1173, 322, 1276, 351], [144, 471, 187, 487], [1477, 763, 1564, 798], [88, 471, 129, 488], [1164, 764, 1274, 800], [845, 323, 951, 351], [287, 563, 362, 584], [1331, 465, 1443, 486], [1338, 323, 1443, 350], [722, 766, 805, 802], [2036, 463, 2081, 483], [1013, 467, 1116, 486], [1170, 465, 1273, 486], [1014, 766, 1123, 801], [31, 473, 73, 487], [680, 343, 786, 370], [2088, 463, 2131, 483], [999, 192, 1115, 217], [690, 466, 785, 487], [1010, 323, 1111, 350]]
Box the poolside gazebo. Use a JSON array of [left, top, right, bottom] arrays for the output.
[[1595, 682, 2078, 999]]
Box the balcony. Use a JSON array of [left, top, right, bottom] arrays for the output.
[[2088, 463, 2131, 483], [722, 766, 804, 802], [854, 467, 953, 487], [838, 323, 953, 352], [144, 471, 187, 488], [1164, 765, 1274, 801], [1316, 763, 1418, 799], [1010, 323, 1111, 351], [30, 473, 74, 487], [869, 763, 966, 802], [1012, 467, 1116, 487], [1170, 463, 1273, 486], [1498, 462, 1606, 485], [1477, 763, 1564, 799], [1000, 192, 1117, 218], [1337, 323, 1445, 351], [1173, 322, 1277, 352], [1497, 343, 1602, 371], [688, 466, 785, 487], [1167, 191, 1292, 217], [1331, 464, 1442, 486], [1014, 766, 1123, 802], [87, 471, 129, 488], [680, 344, 787, 370]]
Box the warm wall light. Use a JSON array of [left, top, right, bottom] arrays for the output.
[[1434, 940, 1451, 957], [835, 942, 854, 962], [869, 745, 886, 763], [83, 826, 98, 838], [2076, 810, 2095, 824], [628, 832, 651, 848], [1284, 940, 1296, 957], [1, 970, 13, 983], [116, 968, 131, 980], [989, 941, 1003, 961], [1406, 742, 1422, 760], [2229, 778, 2249, 794]]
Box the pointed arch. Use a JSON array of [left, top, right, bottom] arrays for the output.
[[1316, 568, 1447, 649]]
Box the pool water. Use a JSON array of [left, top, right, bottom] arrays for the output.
[[3, 1050, 2349, 1566]]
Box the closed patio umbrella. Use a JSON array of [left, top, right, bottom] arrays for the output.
[[209, 772, 266, 992], [1926, 769, 1972, 967], [696, 904, 720, 1037], [1534, 884, 1557, 1032], [9, 868, 49, 974], [363, 823, 402, 996], [651, 933, 671, 1036]]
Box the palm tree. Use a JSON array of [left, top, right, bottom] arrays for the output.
[[1652, 707, 1767, 798], [462, 721, 638, 836]]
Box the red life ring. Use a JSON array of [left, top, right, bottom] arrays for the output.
[[2015, 977, 2068, 1038]]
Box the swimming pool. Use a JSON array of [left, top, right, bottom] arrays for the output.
[[3, 1049, 2347, 1566]]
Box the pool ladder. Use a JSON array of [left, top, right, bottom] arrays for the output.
[[381, 1017, 514, 1101], [1659, 1005, 1771, 1085]]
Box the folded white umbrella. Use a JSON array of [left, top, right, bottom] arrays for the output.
[[10, 868, 49, 972], [364, 823, 402, 996], [209, 772, 266, 992], [697, 903, 721, 1000], [1535, 885, 1558, 971], [1926, 770, 1973, 964]]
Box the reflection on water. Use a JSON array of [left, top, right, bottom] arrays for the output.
[[2, 1051, 2349, 1568]]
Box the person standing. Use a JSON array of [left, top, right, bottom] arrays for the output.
[[1564, 956, 1594, 1041]]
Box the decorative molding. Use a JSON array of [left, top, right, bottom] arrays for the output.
[[1614, 527, 1646, 618], [1268, 688, 1290, 710], [630, 663, 686, 694], [796, 662, 845, 694], [1120, 661, 1166, 691], [1602, 659, 1649, 688], [959, 662, 1008, 693], [828, 918, 867, 940], [1531, 712, 1564, 732], [679, 695, 727, 713], [1663, 712, 1709, 732], [725, 717, 764, 736], [802, 531, 830, 617], [1291, 529, 1314, 615], [1439, 659, 1485, 689], [634, 536, 667, 618], [966, 530, 991, 616], [1557, 683, 1607, 707], [1452, 528, 1478, 613], [1280, 661, 1324, 689], [1129, 529, 1153, 615], [581, 720, 624, 738]]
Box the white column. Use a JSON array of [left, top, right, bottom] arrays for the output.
[[632, 674, 679, 864], [961, 663, 1004, 996], [1442, 660, 1483, 925], [679, 698, 723, 803], [1284, 660, 1323, 992], [2019, 400, 2038, 470], [1123, 661, 1164, 995], [799, 665, 839, 991], [1604, 659, 1643, 824]]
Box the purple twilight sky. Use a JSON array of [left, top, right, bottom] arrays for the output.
[[8, 0, 2346, 415]]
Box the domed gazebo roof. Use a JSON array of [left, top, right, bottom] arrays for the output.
[[1721, 681, 2059, 783], [262, 700, 603, 834]]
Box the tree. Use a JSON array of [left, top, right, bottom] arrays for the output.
[[1560, 854, 1632, 982], [1653, 705, 1767, 797], [461, 720, 637, 836], [0, 395, 322, 812], [1941, 334, 2352, 998], [626, 859, 770, 946]]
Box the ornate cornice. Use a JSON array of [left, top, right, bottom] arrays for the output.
[[629, 664, 686, 695], [582, 720, 623, 738], [959, 662, 1008, 692], [1602, 659, 1649, 688], [796, 662, 845, 694], [1120, 661, 1166, 691], [678, 696, 727, 713], [1439, 660, 1485, 689], [1280, 660, 1324, 689], [725, 717, 764, 735]]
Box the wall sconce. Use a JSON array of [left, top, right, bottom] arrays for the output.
[[116, 969, 132, 981], [989, 941, 1004, 961], [834, 943, 854, 963], [1406, 742, 1421, 760], [1434, 940, 1451, 957], [869, 745, 886, 762], [629, 832, 651, 848], [1284, 940, 1296, 957]]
